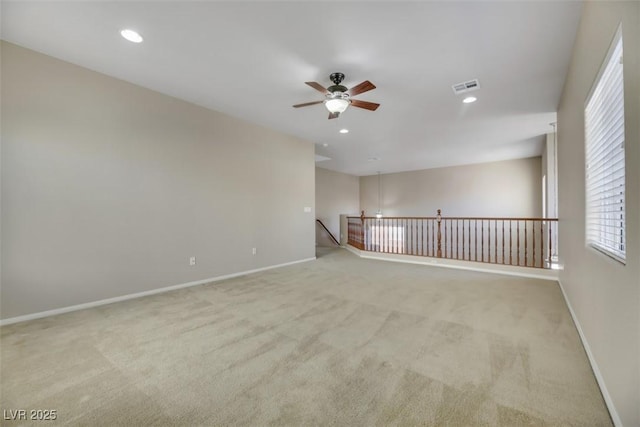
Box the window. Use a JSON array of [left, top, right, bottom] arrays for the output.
[[585, 26, 625, 263]]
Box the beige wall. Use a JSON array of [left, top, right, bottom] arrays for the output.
[[542, 132, 558, 220], [315, 167, 359, 246], [360, 157, 542, 218], [557, 2, 639, 425], [1, 42, 316, 320]]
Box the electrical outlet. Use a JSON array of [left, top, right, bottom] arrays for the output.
[[252, 248, 257, 255], [189, 256, 196, 266]]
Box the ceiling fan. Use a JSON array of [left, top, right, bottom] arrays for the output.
[[293, 72, 380, 119]]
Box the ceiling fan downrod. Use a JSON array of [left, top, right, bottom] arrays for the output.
[[328, 72, 347, 93]]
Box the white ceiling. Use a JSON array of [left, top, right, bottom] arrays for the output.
[[1, 1, 582, 176]]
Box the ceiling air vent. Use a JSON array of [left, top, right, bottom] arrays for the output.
[[452, 79, 480, 95]]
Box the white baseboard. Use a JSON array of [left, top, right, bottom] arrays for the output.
[[557, 279, 621, 426], [0, 257, 316, 326], [344, 244, 558, 281]]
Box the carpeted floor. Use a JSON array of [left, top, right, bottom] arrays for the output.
[[1, 248, 611, 426]]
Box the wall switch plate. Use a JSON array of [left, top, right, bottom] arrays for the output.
[[189, 256, 196, 266], [252, 248, 257, 255], [303, 207, 311, 213]]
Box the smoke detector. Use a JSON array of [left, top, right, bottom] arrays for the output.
[[452, 79, 480, 95]]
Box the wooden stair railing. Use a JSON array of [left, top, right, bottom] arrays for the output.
[[347, 210, 559, 269], [316, 219, 340, 246]]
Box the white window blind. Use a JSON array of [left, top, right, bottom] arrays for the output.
[[585, 28, 625, 263]]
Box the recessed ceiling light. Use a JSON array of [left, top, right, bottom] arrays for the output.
[[121, 29, 143, 43], [463, 96, 477, 104], [368, 157, 380, 162], [323, 143, 329, 147], [339, 129, 349, 134]]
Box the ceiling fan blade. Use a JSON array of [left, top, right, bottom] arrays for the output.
[[328, 112, 340, 120], [305, 82, 329, 94], [347, 80, 376, 96], [351, 99, 380, 111], [293, 100, 324, 108]]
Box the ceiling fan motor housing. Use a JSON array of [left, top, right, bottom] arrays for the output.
[[327, 85, 348, 94]]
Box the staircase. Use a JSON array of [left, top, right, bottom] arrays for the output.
[[316, 219, 340, 246]]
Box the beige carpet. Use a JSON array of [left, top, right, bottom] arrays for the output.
[[1, 248, 611, 426]]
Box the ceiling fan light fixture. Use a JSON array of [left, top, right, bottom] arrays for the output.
[[325, 98, 350, 113]]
